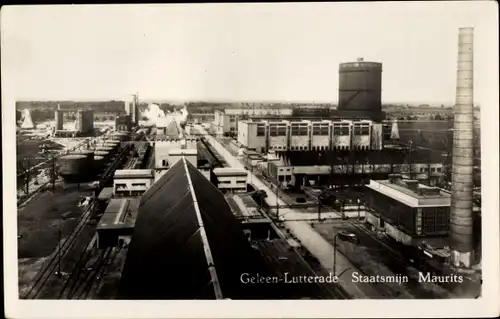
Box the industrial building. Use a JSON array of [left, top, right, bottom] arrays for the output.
[[263, 147, 445, 188], [75, 109, 94, 134], [117, 158, 273, 299], [364, 175, 451, 246], [212, 107, 294, 135], [113, 169, 154, 197], [237, 119, 383, 153], [115, 115, 132, 132], [211, 167, 248, 193]]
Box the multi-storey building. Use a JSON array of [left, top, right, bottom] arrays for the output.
[[364, 176, 451, 245]]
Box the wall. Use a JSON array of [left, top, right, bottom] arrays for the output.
[[311, 122, 331, 151], [351, 122, 371, 150], [331, 122, 352, 150], [371, 123, 383, 150], [114, 177, 153, 196], [289, 122, 310, 151], [268, 123, 288, 151], [237, 121, 250, 147], [213, 110, 230, 135], [169, 152, 197, 167], [385, 223, 413, 245], [154, 140, 194, 168], [215, 175, 248, 192]]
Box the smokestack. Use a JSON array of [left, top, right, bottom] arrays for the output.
[[450, 27, 475, 269]]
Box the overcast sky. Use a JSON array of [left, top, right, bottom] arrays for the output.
[[1, 2, 497, 105]]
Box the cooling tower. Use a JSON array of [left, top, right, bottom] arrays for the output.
[[450, 27, 475, 269], [21, 109, 35, 129], [390, 120, 400, 140]]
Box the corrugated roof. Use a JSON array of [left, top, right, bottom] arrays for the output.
[[118, 157, 270, 299]]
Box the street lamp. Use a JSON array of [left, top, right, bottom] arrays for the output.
[[333, 233, 339, 276]]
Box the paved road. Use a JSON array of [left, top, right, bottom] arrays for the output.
[[196, 124, 381, 298]]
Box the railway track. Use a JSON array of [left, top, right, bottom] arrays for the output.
[[67, 247, 119, 299], [57, 235, 98, 299], [22, 200, 97, 299]]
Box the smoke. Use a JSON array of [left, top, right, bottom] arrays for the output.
[[141, 104, 165, 125], [140, 103, 189, 127]]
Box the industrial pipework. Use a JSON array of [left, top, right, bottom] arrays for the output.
[[450, 27, 475, 269]]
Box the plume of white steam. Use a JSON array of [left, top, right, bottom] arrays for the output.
[[140, 103, 189, 127], [141, 104, 165, 125]]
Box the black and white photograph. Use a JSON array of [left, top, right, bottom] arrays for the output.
[[2, 2, 499, 318]]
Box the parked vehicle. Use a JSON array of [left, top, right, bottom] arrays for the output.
[[337, 231, 360, 244]]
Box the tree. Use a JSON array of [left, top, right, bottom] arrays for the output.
[[18, 157, 35, 195]]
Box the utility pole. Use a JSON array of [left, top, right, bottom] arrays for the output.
[[357, 198, 361, 220], [317, 194, 322, 221], [333, 233, 339, 276], [275, 180, 279, 220], [408, 141, 413, 179]]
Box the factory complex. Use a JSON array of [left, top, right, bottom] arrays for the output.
[[16, 28, 481, 301]]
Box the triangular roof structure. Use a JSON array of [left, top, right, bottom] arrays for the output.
[[118, 157, 269, 299], [21, 109, 35, 129], [164, 119, 181, 138]]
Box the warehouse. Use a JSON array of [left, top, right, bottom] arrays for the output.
[[118, 158, 273, 299], [265, 148, 445, 188], [237, 119, 383, 152], [364, 175, 451, 246]]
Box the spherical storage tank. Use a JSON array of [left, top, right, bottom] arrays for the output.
[[338, 58, 382, 121], [58, 154, 92, 183]]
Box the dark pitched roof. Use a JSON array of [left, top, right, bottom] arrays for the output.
[[118, 158, 269, 299], [164, 120, 180, 138]]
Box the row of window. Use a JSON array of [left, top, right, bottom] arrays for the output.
[[420, 167, 442, 172], [115, 183, 147, 189], [366, 188, 416, 234], [353, 127, 371, 135]]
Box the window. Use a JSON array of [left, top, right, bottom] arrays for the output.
[[333, 124, 350, 136], [437, 167, 442, 172], [353, 124, 370, 136], [236, 180, 246, 184], [162, 159, 168, 167], [132, 183, 147, 188], [257, 126, 266, 136], [431, 168, 436, 172], [115, 183, 127, 190]]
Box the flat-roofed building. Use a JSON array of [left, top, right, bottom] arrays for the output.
[[237, 120, 267, 153], [364, 175, 451, 245], [212, 167, 248, 193], [113, 169, 154, 197], [168, 148, 197, 168]]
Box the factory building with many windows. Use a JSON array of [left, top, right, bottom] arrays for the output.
[[364, 175, 451, 246]]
